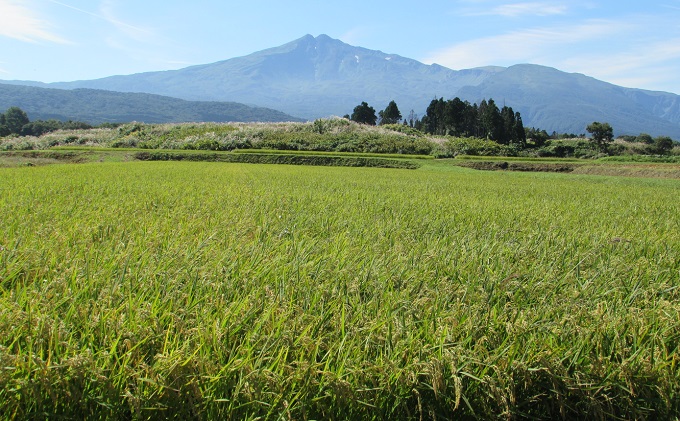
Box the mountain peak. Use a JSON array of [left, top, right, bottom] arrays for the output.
[[15, 34, 679, 136]]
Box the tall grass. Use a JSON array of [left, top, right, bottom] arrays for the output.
[[0, 120, 436, 156], [0, 162, 679, 419]]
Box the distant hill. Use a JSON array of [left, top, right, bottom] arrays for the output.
[[3, 34, 680, 137], [456, 64, 680, 137], [0, 83, 302, 124]]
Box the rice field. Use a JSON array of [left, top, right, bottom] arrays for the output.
[[1, 160, 679, 419]]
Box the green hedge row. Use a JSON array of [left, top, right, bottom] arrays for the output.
[[134, 151, 421, 169]]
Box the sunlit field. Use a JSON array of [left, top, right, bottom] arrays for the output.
[[1, 161, 678, 419]]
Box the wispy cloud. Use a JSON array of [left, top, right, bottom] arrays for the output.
[[489, 2, 568, 16], [458, 1, 569, 17], [339, 27, 373, 47], [0, 0, 68, 43], [422, 19, 632, 68], [46, 0, 154, 40], [98, 0, 156, 42], [559, 37, 680, 91]]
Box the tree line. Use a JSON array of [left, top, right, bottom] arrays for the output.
[[348, 97, 526, 146], [0, 106, 92, 137], [347, 99, 677, 155]]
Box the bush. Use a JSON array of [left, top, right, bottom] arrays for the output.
[[434, 137, 506, 158]]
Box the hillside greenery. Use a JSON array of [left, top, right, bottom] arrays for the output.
[[1, 107, 678, 159], [0, 83, 302, 125]]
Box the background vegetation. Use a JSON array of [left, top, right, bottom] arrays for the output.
[[0, 84, 301, 125]]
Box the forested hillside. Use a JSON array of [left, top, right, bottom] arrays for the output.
[[0, 83, 302, 124]]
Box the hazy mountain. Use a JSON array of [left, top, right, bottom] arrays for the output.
[[0, 83, 302, 124], [3, 34, 680, 137], [42, 34, 504, 121], [456, 64, 680, 137]]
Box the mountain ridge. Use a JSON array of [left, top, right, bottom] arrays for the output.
[[3, 34, 680, 137], [0, 83, 302, 124]]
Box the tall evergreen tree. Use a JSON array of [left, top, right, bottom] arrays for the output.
[[479, 99, 502, 140], [0, 113, 9, 137], [513, 112, 526, 147], [379, 100, 402, 125]]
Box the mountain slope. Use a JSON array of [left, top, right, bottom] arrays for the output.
[[0, 83, 302, 124], [3, 34, 680, 137], [46, 34, 503, 119], [456, 64, 680, 137]]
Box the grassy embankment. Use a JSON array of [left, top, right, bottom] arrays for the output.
[[1, 160, 679, 419], [2, 119, 679, 177]]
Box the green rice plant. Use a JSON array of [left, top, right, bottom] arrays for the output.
[[0, 162, 679, 419]]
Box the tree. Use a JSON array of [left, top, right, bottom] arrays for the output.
[[525, 127, 549, 147], [4, 106, 30, 134], [378, 100, 402, 125], [0, 113, 8, 137], [350, 102, 377, 125], [586, 122, 613, 151], [479, 99, 502, 141], [423, 98, 446, 135], [513, 111, 526, 148], [653, 136, 674, 154], [636, 133, 653, 144], [407, 110, 417, 128]]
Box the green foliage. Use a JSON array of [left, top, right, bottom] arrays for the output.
[[0, 83, 301, 125], [598, 154, 680, 163], [0, 106, 93, 138], [534, 139, 601, 158], [380, 124, 425, 137], [422, 97, 525, 146], [434, 136, 509, 157], [378, 100, 401, 125], [350, 102, 377, 125], [653, 136, 674, 154], [3, 106, 29, 134], [1, 119, 676, 162], [636, 133, 654, 144], [1, 162, 679, 418], [134, 150, 421, 169], [586, 121, 614, 151]]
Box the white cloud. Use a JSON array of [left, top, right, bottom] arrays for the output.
[[0, 0, 68, 43], [457, 1, 569, 17], [98, 0, 156, 42], [422, 19, 632, 68], [422, 12, 680, 93], [339, 27, 372, 46], [487, 2, 568, 17], [558, 38, 680, 92]]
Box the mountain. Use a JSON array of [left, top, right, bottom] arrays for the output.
[[456, 64, 680, 137], [0, 83, 301, 124], [3, 34, 680, 137], [40, 34, 504, 121]]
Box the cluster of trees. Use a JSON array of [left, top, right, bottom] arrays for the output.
[[618, 132, 675, 154], [346, 100, 403, 126], [420, 98, 525, 146], [584, 122, 675, 153], [348, 98, 526, 147], [0, 107, 92, 137]]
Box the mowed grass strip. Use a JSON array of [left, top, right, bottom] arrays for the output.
[[0, 161, 679, 419]]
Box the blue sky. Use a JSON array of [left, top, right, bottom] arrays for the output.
[[1, 0, 680, 94]]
